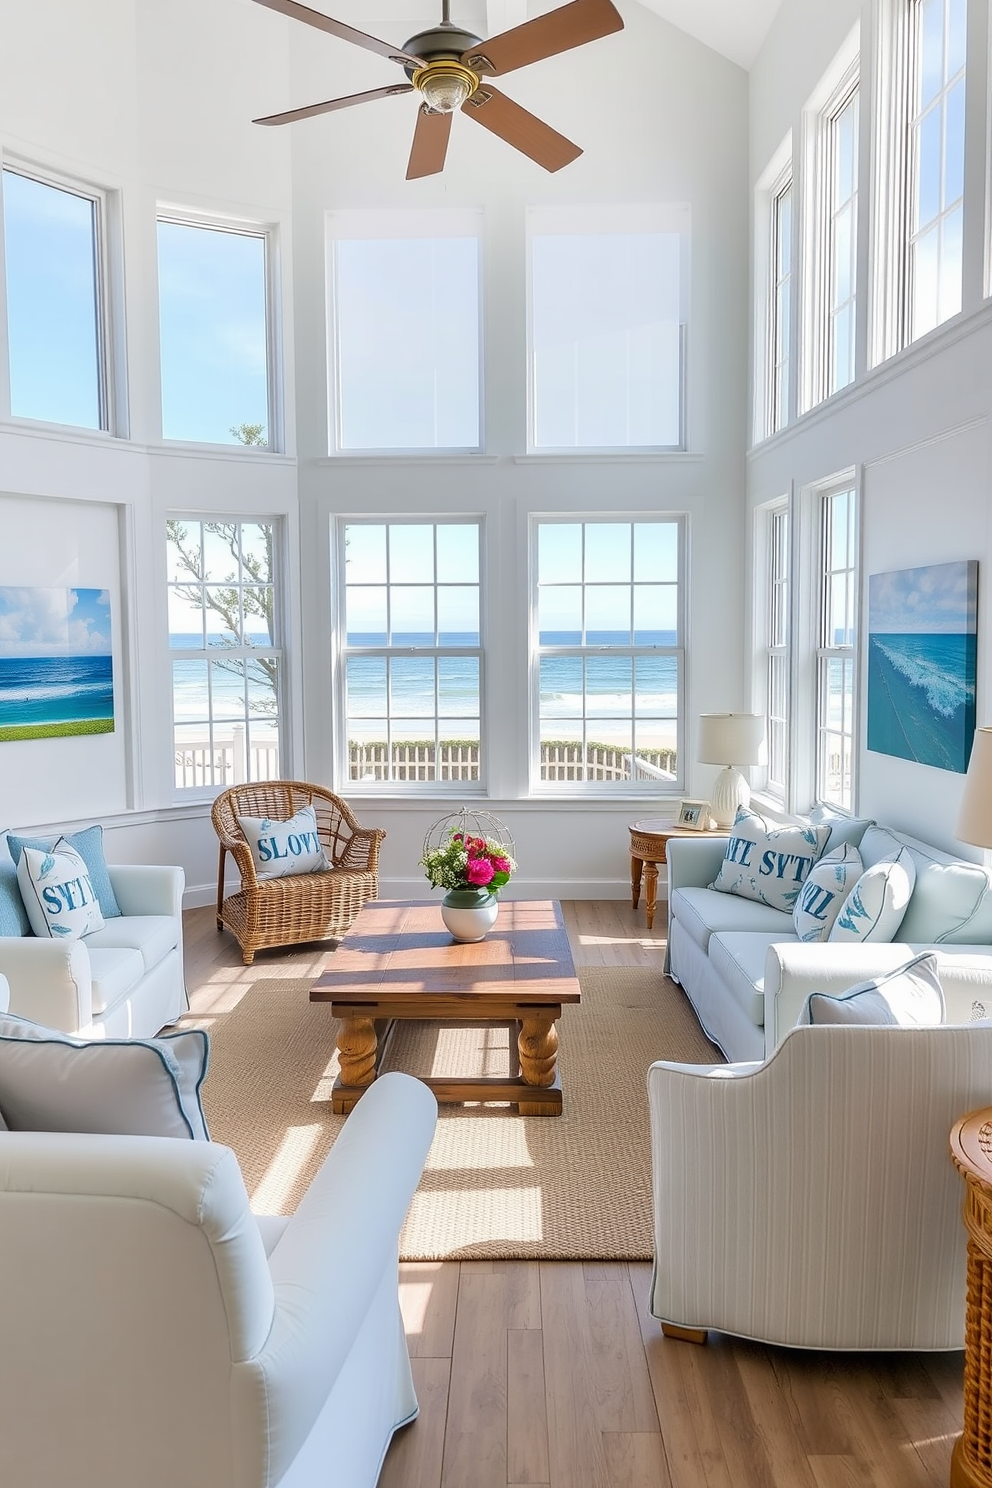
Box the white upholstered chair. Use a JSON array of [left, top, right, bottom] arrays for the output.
[[649, 1022, 992, 1350], [0, 1070, 437, 1488]]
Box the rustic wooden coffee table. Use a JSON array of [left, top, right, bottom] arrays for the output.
[[310, 899, 581, 1116]]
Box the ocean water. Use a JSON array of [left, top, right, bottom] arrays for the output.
[[0, 654, 114, 727], [867, 631, 976, 772]]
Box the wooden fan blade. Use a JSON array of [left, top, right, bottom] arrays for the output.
[[461, 0, 623, 77], [251, 0, 424, 68], [254, 84, 413, 126], [406, 107, 453, 180], [462, 86, 582, 172]]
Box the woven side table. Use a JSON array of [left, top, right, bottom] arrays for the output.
[[950, 1108, 992, 1488]]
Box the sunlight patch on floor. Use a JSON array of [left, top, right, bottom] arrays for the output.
[[423, 1119, 536, 1170], [403, 1186, 544, 1243], [251, 1124, 324, 1214]]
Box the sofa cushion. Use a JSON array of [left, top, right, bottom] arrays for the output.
[[82, 915, 179, 977], [708, 930, 798, 1026], [7, 824, 122, 919], [16, 841, 106, 941], [792, 844, 864, 942], [803, 952, 945, 1026], [709, 809, 830, 913], [670, 886, 795, 955], [828, 849, 916, 943], [0, 834, 30, 937], [86, 948, 147, 1018], [807, 806, 874, 853], [0, 1015, 210, 1139], [857, 825, 992, 943], [237, 804, 330, 882]]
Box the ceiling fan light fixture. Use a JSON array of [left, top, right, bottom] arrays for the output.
[[413, 60, 480, 113]]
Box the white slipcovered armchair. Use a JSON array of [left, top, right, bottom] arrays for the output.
[[0, 1071, 437, 1488], [649, 1022, 992, 1350]]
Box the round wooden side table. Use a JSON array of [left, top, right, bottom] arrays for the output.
[[627, 819, 723, 931], [950, 1107, 992, 1488]]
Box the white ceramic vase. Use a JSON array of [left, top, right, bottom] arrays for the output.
[[440, 888, 499, 943]]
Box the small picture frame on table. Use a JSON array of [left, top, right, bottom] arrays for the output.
[[677, 799, 711, 831]]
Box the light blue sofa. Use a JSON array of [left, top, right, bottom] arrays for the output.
[[666, 821, 992, 1061]]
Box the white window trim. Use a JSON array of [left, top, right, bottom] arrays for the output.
[[156, 207, 282, 453], [525, 203, 690, 456], [325, 208, 485, 458], [527, 513, 686, 798], [753, 135, 793, 445], [752, 497, 791, 804], [331, 515, 487, 797], [801, 49, 861, 413], [0, 156, 126, 437]]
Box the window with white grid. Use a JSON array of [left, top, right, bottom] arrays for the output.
[[816, 487, 858, 810], [766, 505, 791, 798]]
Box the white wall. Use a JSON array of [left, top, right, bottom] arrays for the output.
[[747, 0, 992, 857], [0, 0, 750, 905]]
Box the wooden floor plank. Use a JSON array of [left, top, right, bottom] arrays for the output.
[[399, 1261, 459, 1360], [494, 1258, 542, 1330], [540, 1261, 613, 1488], [735, 1343, 821, 1488], [582, 1261, 661, 1433], [379, 1357, 450, 1488], [441, 1269, 508, 1488], [508, 1327, 551, 1484], [602, 1431, 673, 1488]]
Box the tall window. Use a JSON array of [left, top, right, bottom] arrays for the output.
[[816, 487, 858, 810], [339, 521, 482, 786], [157, 219, 271, 446], [527, 206, 686, 451], [825, 85, 859, 394], [770, 179, 793, 432], [2, 167, 108, 429], [328, 210, 481, 452], [765, 505, 791, 798], [533, 519, 681, 789], [908, 0, 966, 338], [167, 521, 282, 791]]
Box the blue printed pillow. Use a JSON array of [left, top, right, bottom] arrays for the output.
[[792, 843, 864, 942], [237, 804, 330, 881], [16, 840, 106, 941], [709, 808, 830, 913], [7, 824, 121, 919], [827, 848, 917, 944]]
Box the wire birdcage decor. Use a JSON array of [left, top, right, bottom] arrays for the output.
[[421, 807, 515, 863]]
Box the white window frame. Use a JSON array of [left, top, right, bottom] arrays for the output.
[[525, 203, 689, 454], [814, 483, 859, 812], [871, 0, 967, 364], [528, 514, 685, 797], [754, 499, 792, 804], [156, 209, 281, 452], [333, 516, 486, 795], [325, 208, 484, 456], [167, 516, 286, 798], [753, 137, 794, 444], [0, 158, 125, 436]]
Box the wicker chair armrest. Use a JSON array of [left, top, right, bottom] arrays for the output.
[[335, 826, 385, 873], [224, 837, 260, 886]]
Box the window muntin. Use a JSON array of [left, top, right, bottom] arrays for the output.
[[340, 521, 482, 786], [816, 488, 858, 810], [527, 206, 686, 451], [328, 212, 481, 452], [533, 519, 681, 789], [770, 180, 792, 432], [908, 0, 966, 339], [826, 87, 859, 393], [766, 506, 791, 797], [2, 168, 106, 429], [167, 520, 282, 791], [157, 219, 270, 446]]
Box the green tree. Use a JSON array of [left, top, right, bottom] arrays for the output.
[[230, 422, 266, 446]]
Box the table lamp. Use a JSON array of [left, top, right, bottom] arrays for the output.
[[697, 713, 765, 829], [956, 726, 992, 849]]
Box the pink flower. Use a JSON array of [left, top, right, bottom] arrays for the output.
[[490, 855, 511, 874], [465, 857, 495, 886]]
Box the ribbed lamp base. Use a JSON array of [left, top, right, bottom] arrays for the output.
[[709, 767, 750, 830]]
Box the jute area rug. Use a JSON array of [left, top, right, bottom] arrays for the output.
[[198, 967, 722, 1261]]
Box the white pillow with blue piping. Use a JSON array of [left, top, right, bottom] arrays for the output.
[[801, 952, 944, 1026], [709, 808, 830, 914], [827, 848, 917, 944], [792, 843, 864, 942], [0, 1014, 210, 1139], [237, 804, 330, 881], [16, 839, 105, 940]]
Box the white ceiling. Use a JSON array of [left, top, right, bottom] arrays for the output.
[[486, 0, 782, 70]]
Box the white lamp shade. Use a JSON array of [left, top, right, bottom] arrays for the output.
[[697, 713, 765, 767], [957, 726, 992, 848]]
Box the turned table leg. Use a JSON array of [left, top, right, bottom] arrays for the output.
[[517, 1012, 560, 1117], [333, 1018, 378, 1113], [643, 860, 660, 930], [631, 855, 643, 910]]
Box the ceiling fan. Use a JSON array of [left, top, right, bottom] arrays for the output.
[[250, 0, 624, 179]]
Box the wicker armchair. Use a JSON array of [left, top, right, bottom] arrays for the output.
[[211, 781, 385, 965]]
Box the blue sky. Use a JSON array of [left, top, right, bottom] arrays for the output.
[[869, 560, 978, 634], [0, 587, 113, 656]]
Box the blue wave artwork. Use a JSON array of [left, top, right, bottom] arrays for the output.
[[867, 560, 978, 774], [0, 587, 114, 741]]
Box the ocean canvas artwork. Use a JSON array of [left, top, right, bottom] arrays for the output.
[[867, 560, 978, 773], [0, 587, 114, 742]]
